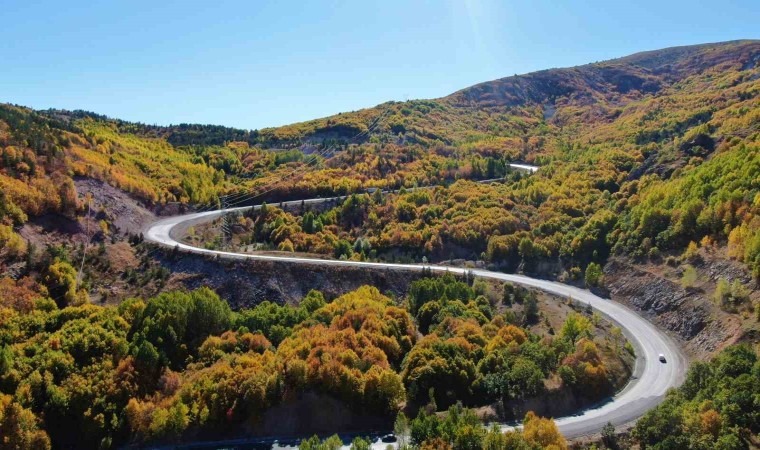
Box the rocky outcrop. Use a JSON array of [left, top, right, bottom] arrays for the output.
[[159, 251, 426, 308], [604, 258, 745, 358]]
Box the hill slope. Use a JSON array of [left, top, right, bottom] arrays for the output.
[[178, 40, 760, 278], [0, 39, 759, 450], [2, 39, 759, 284]]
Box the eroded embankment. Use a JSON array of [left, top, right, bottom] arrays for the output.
[[156, 251, 428, 307], [604, 257, 758, 359]]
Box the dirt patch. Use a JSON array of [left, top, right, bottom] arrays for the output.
[[19, 214, 85, 247], [74, 177, 156, 235], [104, 241, 140, 273]]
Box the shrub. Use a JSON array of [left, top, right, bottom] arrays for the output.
[[714, 278, 751, 312], [584, 262, 603, 287], [524, 294, 539, 324], [681, 265, 698, 289], [601, 422, 618, 449]]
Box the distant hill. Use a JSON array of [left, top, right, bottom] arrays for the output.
[[32, 41, 760, 146], [447, 40, 759, 108]]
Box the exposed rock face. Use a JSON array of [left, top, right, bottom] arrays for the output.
[[159, 252, 426, 308], [702, 257, 754, 285], [74, 177, 157, 235], [611, 271, 706, 338], [604, 259, 745, 358]]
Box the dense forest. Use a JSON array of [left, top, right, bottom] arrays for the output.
[[633, 344, 760, 450], [1, 40, 759, 448], [0, 275, 627, 448]]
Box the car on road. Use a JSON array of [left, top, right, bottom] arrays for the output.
[[659, 354, 667, 363]]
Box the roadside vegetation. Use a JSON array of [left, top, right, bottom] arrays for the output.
[[176, 41, 760, 289], [0, 275, 630, 448], [633, 344, 760, 450]]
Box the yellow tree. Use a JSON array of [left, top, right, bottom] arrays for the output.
[[522, 411, 567, 450]]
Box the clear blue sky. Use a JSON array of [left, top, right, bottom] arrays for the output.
[[3, 0, 758, 130]]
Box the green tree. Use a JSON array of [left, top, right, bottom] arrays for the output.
[[482, 424, 511, 450], [350, 436, 371, 450], [453, 424, 484, 450], [559, 313, 592, 345], [681, 265, 698, 288], [300, 289, 326, 313], [334, 239, 354, 259], [584, 262, 604, 287], [601, 422, 618, 449], [523, 294, 539, 324], [394, 412, 410, 449], [508, 358, 544, 399], [129, 288, 233, 369], [714, 278, 731, 309]]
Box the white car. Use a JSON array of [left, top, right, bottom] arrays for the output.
[[659, 354, 667, 363]]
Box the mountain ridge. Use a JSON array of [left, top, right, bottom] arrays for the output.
[[11, 39, 759, 139], [446, 40, 760, 109]]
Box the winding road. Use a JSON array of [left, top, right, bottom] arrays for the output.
[[143, 176, 687, 447]]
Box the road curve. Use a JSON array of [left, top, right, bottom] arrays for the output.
[[144, 198, 687, 444]]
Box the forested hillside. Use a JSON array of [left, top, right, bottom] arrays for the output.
[[0, 277, 629, 448], [3, 41, 759, 282], [175, 40, 760, 284], [1, 40, 759, 449], [633, 344, 760, 449]]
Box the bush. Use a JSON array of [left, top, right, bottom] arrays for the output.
[[333, 239, 353, 259], [0, 224, 27, 258], [601, 422, 618, 449], [681, 265, 698, 289], [278, 238, 295, 252], [714, 278, 751, 311], [584, 262, 604, 287], [524, 294, 539, 324]]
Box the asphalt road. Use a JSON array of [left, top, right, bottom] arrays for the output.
[[143, 175, 686, 447]]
